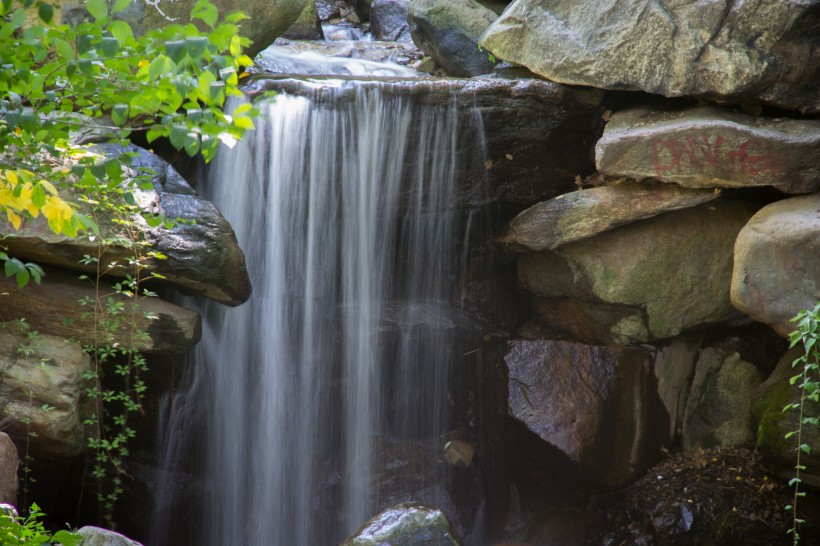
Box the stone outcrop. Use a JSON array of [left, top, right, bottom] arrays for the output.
[[77, 526, 144, 546], [731, 193, 820, 337], [0, 329, 90, 459], [497, 179, 721, 252], [371, 0, 412, 42], [504, 339, 666, 487], [518, 200, 757, 345], [596, 107, 820, 194], [408, 0, 499, 77], [0, 269, 201, 355], [681, 348, 761, 450], [0, 145, 251, 307], [282, 0, 324, 41], [246, 75, 603, 207], [653, 336, 700, 445], [479, 0, 820, 113], [340, 503, 464, 546], [0, 433, 18, 505]]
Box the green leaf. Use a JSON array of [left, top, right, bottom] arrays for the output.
[[165, 40, 187, 64], [111, 104, 129, 126], [185, 36, 208, 60], [14, 266, 29, 288], [86, 0, 108, 20], [108, 20, 133, 44], [38, 2, 53, 23], [191, 0, 218, 28], [183, 131, 199, 156], [100, 36, 119, 57], [168, 124, 188, 150], [112, 0, 130, 13]]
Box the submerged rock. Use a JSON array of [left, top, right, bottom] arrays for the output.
[[341, 502, 464, 546], [596, 107, 820, 194], [518, 199, 756, 344], [0, 328, 90, 459], [408, 0, 499, 77], [0, 145, 251, 306], [497, 179, 721, 252], [480, 0, 820, 113], [504, 339, 666, 487], [731, 193, 820, 337]]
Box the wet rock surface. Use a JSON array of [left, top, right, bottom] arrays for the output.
[[503, 339, 665, 487], [77, 526, 144, 546], [596, 107, 820, 194], [246, 74, 604, 208], [731, 193, 820, 338], [370, 0, 412, 42], [518, 199, 756, 344], [480, 0, 820, 112], [341, 502, 464, 546], [0, 433, 18, 504]]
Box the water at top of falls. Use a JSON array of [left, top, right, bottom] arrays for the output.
[[253, 42, 420, 78], [152, 47, 486, 546]]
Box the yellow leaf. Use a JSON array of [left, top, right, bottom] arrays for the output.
[[5, 170, 18, 185], [6, 209, 21, 230]]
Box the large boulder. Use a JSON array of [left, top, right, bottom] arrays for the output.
[[244, 76, 603, 207], [653, 335, 700, 445], [0, 269, 201, 354], [681, 348, 761, 450], [518, 199, 757, 345], [504, 339, 666, 487], [340, 503, 464, 546], [497, 179, 720, 252], [596, 107, 820, 194], [479, 0, 820, 113], [282, 0, 323, 41], [0, 145, 251, 306], [731, 193, 820, 337], [755, 348, 820, 487], [60, 0, 307, 58], [370, 0, 412, 42], [0, 433, 18, 505], [0, 328, 90, 459], [408, 0, 499, 77]]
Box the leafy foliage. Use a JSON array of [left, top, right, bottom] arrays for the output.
[[0, 503, 81, 546], [784, 303, 820, 545], [0, 0, 258, 239]]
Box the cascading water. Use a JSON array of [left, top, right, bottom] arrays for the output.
[[152, 52, 485, 546]]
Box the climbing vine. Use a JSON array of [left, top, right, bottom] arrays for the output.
[[784, 303, 820, 545]]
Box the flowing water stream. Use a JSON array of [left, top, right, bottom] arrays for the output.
[[152, 51, 485, 545]]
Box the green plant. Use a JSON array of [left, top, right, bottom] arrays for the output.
[[0, 503, 81, 545], [784, 302, 820, 545]]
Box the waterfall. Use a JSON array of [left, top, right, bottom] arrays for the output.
[[152, 71, 484, 545]]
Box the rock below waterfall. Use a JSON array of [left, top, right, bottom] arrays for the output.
[[341, 503, 464, 546], [408, 0, 499, 77], [596, 107, 820, 194], [498, 179, 721, 252], [479, 0, 820, 113], [0, 144, 251, 306], [504, 340, 665, 487], [518, 200, 757, 345], [0, 329, 90, 459], [77, 526, 143, 546], [0, 433, 18, 504], [731, 193, 820, 337], [0, 269, 201, 354]]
